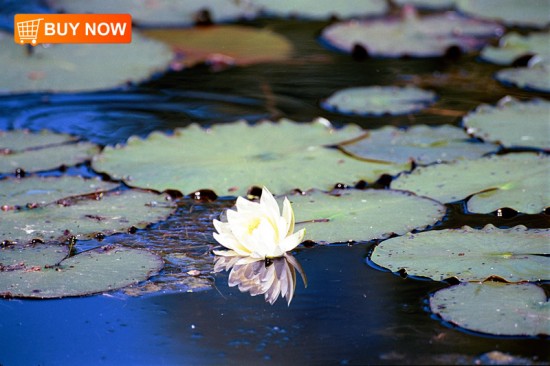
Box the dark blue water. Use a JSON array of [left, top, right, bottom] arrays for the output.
[[1, 4, 549, 365]]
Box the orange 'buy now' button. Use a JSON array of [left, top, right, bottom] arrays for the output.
[[14, 14, 132, 46]]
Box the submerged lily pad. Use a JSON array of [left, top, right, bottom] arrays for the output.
[[288, 189, 445, 244], [0, 188, 175, 244], [430, 282, 550, 336], [495, 63, 550, 93], [391, 153, 549, 214], [92, 119, 410, 196], [371, 225, 550, 282], [463, 97, 550, 150], [320, 10, 503, 57], [321, 86, 437, 116], [49, 0, 256, 27], [456, 0, 550, 28], [0, 30, 173, 93], [481, 31, 550, 65], [339, 125, 497, 164], [251, 0, 388, 19], [0, 176, 118, 208], [0, 244, 163, 299], [0, 129, 99, 174], [142, 25, 293, 70]]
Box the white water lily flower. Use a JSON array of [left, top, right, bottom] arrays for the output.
[[213, 187, 305, 259]]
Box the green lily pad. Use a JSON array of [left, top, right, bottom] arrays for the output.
[[0, 30, 173, 93], [320, 10, 503, 57], [463, 97, 550, 150], [339, 125, 497, 164], [391, 153, 549, 214], [321, 86, 437, 116], [251, 0, 388, 19], [92, 119, 411, 197], [430, 282, 550, 336], [142, 25, 293, 70], [456, 0, 550, 28], [0, 130, 100, 174], [0, 176, 118, 208], [481, 31, 550, 65], [0, 188, 176, 244], [495, 63, 550, 93], [49, 0, 256, 27], [0, 244, 163, 299], [370, 225, 550, 282], [287, 189, 445, 244]]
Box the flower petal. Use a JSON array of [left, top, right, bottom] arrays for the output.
[[279, 228, 306, 253], [282, 197, 295, 236], [260, 186, 281, 220]]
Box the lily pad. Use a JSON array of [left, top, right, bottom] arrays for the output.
[[370, 225, 550, 282], [339, 124, 497, 165], [481, 31, 550, 65], [0, 30, 173, 93], [463, 97, 550, 150], [92, 119, 411, 197], [430, 282, 550, 336], [0, 188, 176, 244], [391, 153, 549, 214], [287, 189, 445, 244], [142, 25, 293, 70], [321, 86, 437, 116], [251, 0, 388, 19], [49, 0, 257, 27], [0, 244, 163, 298], [0, 176, 118, 208], [0, 129, 99, 174], [495, 63, 550, 93], [320, 10, 503, 58], [456, 0, 550, 28]]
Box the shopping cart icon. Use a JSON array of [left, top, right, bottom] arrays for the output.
[[16, 18, 43, 45]]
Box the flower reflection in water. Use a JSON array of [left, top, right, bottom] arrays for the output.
[[214, 254, 307, 305]]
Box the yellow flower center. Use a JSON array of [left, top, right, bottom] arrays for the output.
[[247, 217, 261, 235]]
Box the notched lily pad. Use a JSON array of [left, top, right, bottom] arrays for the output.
[[463, 97, 550, 150], [391, 153, 549, 214], [288, 189, 446, 244], [340, 125, 497, 165], [0, 244, 163, 299], [251, 0, 388, 19], [456, 0, 550, 28], [0, 187, 176, 244], [0, 30, 173, 93], [481, 31, 550, 65], [0, 129, 99, 174], [0, 176, 118, 209], [320, 9, 503, 58], [371, 225, 550, 282], [430, 281, 550, 336], [495, 63, 550, 93], [321, 86, 437, 116], [92, 119, 410, 196], [142, 25, 293, 70], [49, 0, 256, 27]]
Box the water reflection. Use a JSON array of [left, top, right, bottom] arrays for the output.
[[214, 253, 307, 305]]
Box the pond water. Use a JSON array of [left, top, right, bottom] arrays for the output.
[[1, 14, 549, 366]]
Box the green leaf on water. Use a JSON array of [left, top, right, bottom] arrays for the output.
[[0, 130, 99, 174], [495, 63, 550, 93], [0, 185, 176, 244], [339, 124, 497, 164], [463, 97, 550, 150], [391, 153, 549, 214], [456, 0, 550, 28], [430, 281, 550, 336], [481, 31, 550, 65], [0, 244, 163, 299], [370, 225, 550, 282], [287, 189, 446, 244], [92, 119, 411, 196]]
